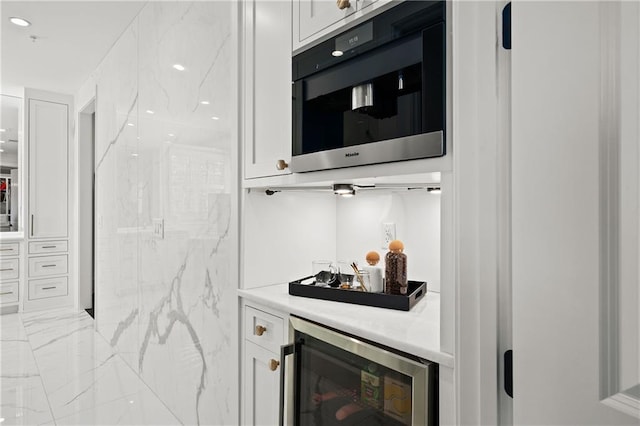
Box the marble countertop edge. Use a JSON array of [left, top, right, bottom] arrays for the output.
[[238, 283, 454, 368]]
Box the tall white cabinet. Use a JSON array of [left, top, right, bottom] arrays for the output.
[[28, 99, 68, 239], [24, 89, 73, 311]]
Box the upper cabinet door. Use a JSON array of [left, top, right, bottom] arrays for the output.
[[243, 0, 293, 179], [512, 1, 640, 424], [28, 99, 69, 239], [296, 0, 356, 43]]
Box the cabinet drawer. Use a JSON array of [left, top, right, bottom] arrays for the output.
[[28, 255, 67, 277], [29, 240, 68, 254], [29, 276, 68, 300], [0, 258, 19, 280], [0, 282, 19, 304], [0, 243, 19, 257], [245, 306, 284, 354]]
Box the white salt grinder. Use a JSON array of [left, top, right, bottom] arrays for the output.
[[363, 251, 384, 293]]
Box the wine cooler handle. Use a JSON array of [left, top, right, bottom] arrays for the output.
[[279, 342, 297, 426]]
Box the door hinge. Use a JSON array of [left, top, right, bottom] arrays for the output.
[[502, 2, 512, 50], [504, 349, 513, 398]]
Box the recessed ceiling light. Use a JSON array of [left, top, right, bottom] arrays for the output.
[[145, 110, 154, 114], [173, 64, 185, 71], [0, 141, 5, 144], [0, 128, 5, 132], [9, 17, 31, 27], [200, 101, 210, 105], [127, 123, 134, 127], [211, 116, 219, 120], [168, 133, 174, 137], [131, 153, 138, 157], [0, 149, 5, 153]]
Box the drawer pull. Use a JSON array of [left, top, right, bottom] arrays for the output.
[[0, 268, 14, 271], [0, 291, 13, 295], [41, 246, 57, 249], [255, 325, 267, 336], [41, 264, 57, 268], [41, 286, 57, 290], [269, 359, 280, 371], [0, 248, 14, 251]]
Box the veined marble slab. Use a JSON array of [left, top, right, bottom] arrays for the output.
[[88, 2, 238, 425], [1, 309, 179, 425]]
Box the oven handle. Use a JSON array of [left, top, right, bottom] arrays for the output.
[[279, 342, 298, 426]]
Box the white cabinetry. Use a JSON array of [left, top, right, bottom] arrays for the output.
[[28, 98, 68, 239], [243, 0, 292, 179], [0, 242, 21, 311], [297, 0, 357, 42], [293, 0, 394, 52], [24, 89, 73, 312], [242, 303, 288, 426]]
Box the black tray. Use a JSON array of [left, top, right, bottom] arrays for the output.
[[288, 279, 427, 311]]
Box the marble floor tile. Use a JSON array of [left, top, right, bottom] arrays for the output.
[[0, 309, 179, 425]]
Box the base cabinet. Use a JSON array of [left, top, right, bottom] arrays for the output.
[[0, 242, 21, 312], [242, 302, 288, 426], [244, 341, 282, 426]]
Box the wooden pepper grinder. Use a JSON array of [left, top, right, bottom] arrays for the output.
[[385, 240, 407, 295]]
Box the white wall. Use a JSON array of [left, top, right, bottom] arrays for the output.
[[242, 187, 441, 292], [242, 190, 336, 288], [336, 190, 441, 292]]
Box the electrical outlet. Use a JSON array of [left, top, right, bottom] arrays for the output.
[[152, 218, 164, 239], [381, 222, 396, 249]]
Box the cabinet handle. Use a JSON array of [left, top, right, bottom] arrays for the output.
[[0, 268, 14, 271], [269, 359, 280, 371], [31, 215, 34, 237], [41, 286, 56, 290], [255, 325, 267, 336], [336, 0, 351, 10], [41, 264, 57, 268], [0, 291, 13, 295], [0, 248, 13, 251], [275, 159, 289, 171], [42, 246, 57, 249]]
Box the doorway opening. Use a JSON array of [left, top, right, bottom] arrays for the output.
[[78, 100, 95, 318]]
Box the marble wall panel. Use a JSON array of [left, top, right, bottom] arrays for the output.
[[93, 21, 140, 370], [89, 2, 237, 425]]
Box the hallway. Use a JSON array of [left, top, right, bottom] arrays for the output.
[[0, 309, 179, 425]]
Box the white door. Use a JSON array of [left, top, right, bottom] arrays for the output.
[[512, 1, 640, 424], [28, 99, 68, 239], [297, 0, 355, 44], [243, 0, 292, 179]]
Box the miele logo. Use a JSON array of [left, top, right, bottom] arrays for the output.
[[345, 152, 359, 158], [348, 35, 359, 45]]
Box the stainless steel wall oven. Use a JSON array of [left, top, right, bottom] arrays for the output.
[[280, 317, 437, 425], [291, 1, 446, 173]]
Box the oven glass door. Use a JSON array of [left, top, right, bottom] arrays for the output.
[[281, 317, 435, 426]]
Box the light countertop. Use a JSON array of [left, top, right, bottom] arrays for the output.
[[238, 283, 454, 368], [0, 232, 24, 241]]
